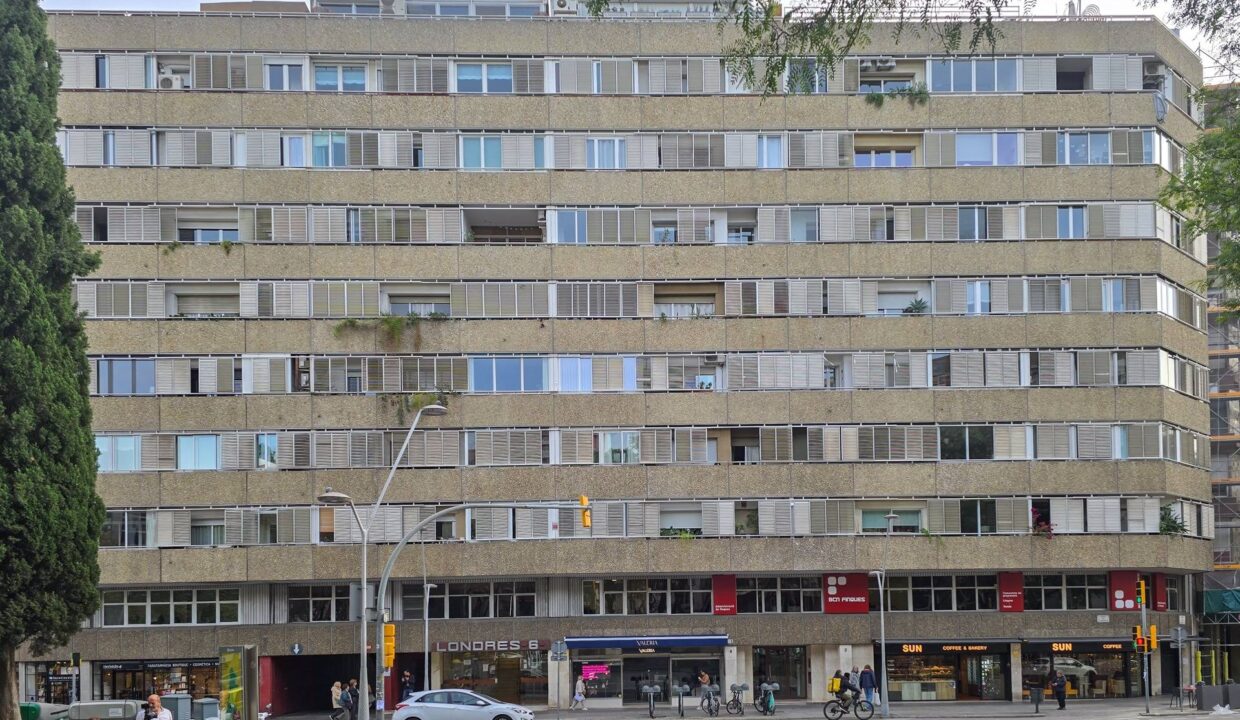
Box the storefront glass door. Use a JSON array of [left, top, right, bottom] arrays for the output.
[[752, 647, 807, 699], [961, 655, 1008, 700], [671, 658, 722, 700], [622, 657, 669, 703]]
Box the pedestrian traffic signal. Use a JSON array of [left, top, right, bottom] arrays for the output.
[[1137, 580, 1147, 607], [383, 623, 396, 666], [579, 495, 591, 529], [1149, 625, 1158, 651], [1132, 625, 1145, 650]]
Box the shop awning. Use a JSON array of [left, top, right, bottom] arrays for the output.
[[565, 635, 729, 650]]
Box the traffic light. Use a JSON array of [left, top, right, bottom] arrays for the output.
[[1149, 624, 1159, 651], [1133, 625, 1145, 651], [1137, 580, 1147, 608], [383, 623, 396, 666], [579, 495, 591, 529]]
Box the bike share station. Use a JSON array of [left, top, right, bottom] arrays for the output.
[[560, 635, 732, 708]]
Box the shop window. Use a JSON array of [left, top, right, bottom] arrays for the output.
[[287, 584, 350, 622]]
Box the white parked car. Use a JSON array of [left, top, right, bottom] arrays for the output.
[[394, 690, 535, 720]]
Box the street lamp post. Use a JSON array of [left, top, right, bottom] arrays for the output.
[[317, 402, 447, 720], [868, 511, 899, 719], [422, 581, 436, 693]]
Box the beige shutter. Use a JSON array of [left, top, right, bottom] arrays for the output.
[[60, 53, 98, 89], [1035, 425, 1071, 459], [559, 430, 594, 465], [1076, 424, 1114, 460], [1022, 57, 1056, 92], [984, 351, 1020, 387], [992, 425, 1028, 460], [950, 352, 984, 387]]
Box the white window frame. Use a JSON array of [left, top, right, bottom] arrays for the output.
[[454, 61, 514, 93], [101, 587, 240, 627], [586, 137, 626, 169], [460, 135, 502, 169], [95, 434, 141, 473], [265, 62, 304, 91], [176, 434, 221, 471], [757, 134, 784, 168]]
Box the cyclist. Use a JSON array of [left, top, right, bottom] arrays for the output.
[[832, 670, 860, 703]]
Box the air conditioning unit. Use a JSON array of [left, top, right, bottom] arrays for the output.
[[858, 60, 875, 72], [874, 57, 897, 72], [158, 72, 185, 90], [701, 354, 725, 366]]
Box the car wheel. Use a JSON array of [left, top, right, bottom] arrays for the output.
[[494, 715, 512, 720]]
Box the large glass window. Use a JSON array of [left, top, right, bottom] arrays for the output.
[[956, 133, 993, 166], [176, 434, 219, 471], [461, 136, 502, 169], [870, 574, 997, 612], [556, 211, 588, 244], [1057, 206, 1086, 238], [469, 356, 548, 392], [1058, 131, 1110, 165], [103, 588, 238, 627], [255, 433, 278, 470], [97, 359, 156, 395], [581, 578, 712, 615], [598, 431, 640, 464], [559, 356, 593, 392], [791, 208, 818, 242], [311, 132, 347, 167], [586, 138, 626, 169], [1023, 574, 1108, 610], [937, 425, 995, 460], [101, 510, 148, 547], [737, 577, 822, 613], [96, 435, 141, 473], [265, 63, 303, 91], [757, 135, 783, 168], [287, 585, 351, 622], [861, 509, 921, 533], [313, 64, 366, 92]]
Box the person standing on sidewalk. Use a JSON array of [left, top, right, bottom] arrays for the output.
[[1050, 670, 1067, 710], [858, 665, 876, 704]]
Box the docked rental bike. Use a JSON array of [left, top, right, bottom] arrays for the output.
[[753, 683, 779, 716], [823, 692, 874, 720], [726, 684, 748, 715], [701, 684, 721, 717]]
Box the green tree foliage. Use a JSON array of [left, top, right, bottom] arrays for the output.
[[1162, 87, 1240, 316], [0, 0, 103, 714]]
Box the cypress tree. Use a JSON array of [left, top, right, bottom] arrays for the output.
[[0, 2, 104, 716]]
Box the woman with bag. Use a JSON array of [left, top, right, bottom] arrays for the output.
[[570, 676, 588, 710]]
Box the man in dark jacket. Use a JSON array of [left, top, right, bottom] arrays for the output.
[[401, 671, 417, 701], [1050, 670, 1067, 710], [858, 665, 877, 704]]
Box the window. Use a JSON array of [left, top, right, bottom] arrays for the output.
[[938, 425, 995, 460], [178, 228, 240, 245], [1057, 131, 1110, 165], [581, 578, 711, 615], [737, 576, 822, 613], [103, 131, 115, 166], [469, 357, 548, 392], [930, 353, 950, 386], [651, 222, 677, 244], [283, 135, 306, 167], [256, 433, 278, 470], [265, 63, 303, 91], [420, 581, 536, 618], [861, 509, 921, 533], [791, 208, 818, 242], [931, 58, 1018, 93], [859, 78, 913, 94], [314, 64, 366, 92], [559, 357, 593, 392], [854, 149, 913, 168], [102, 588, 239, 627], [176, 434, 219, 471], [191, 518, 225, 546], [871, 575, 997, 612], [1056, 206, 1086, 239], [1165, 576, 1182, 611], [455, 63, 513, 93], [960, 499, 997, 535], [556, 211, 588, 244], [461, 136, 502, 169], [956, 134, 993, 166], [958, 207, 988, 240], [96, 435, 141, 473], [95, 55, 108, 89], [586, 138, 626, 169], [1023, 574, 1107, 610], [598, 431, 640, 464], [101, 510, 148, 547], [288, 585, 351, 622], [97, 359, 156, 395], [787, 59, 829, 94], [966, 280, 990, 314], [311, 132, 346, 167], [757, 135, 783, 168]]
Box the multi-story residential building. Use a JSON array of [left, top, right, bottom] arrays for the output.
[[22, 0, 1212, 710]]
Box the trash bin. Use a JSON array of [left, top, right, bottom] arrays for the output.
[[191, 698, 220, 720], [162, 694, 192, 720], [21, 703, 41, 720], [68, 700, 144, 720]]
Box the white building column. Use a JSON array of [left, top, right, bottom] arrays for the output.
[[547, 652, 571, 708], [1008, 643, 1022, 703], [737, 646, 753, 694], [723, 645, 738, 693], [809, 645, 829, 702], [430, 653, 442, 691], [78, 661, 93, 702]]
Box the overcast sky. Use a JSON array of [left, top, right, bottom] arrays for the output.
[[39, 0, 1231, 80]]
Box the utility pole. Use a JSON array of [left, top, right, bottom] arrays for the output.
[[1140, 581, 1150, 716]]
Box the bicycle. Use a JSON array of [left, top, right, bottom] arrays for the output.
[[753, 683, 778, 716], [726, 684, 748, 716], [823, 692, 874, 720], [700, 685, 721, 717]]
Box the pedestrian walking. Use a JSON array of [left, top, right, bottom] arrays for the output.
[[330, 681, 346, 720], [570, 675, 587, 710], [1050, 670, 1067, 710], [401, 672, 417, 701], [858, 665, 876, 704], [137, 695, 172, 720], [346, 679, 360, 720]]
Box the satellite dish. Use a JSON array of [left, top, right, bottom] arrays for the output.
[[1154, 93, 1168, 122], [1082, 4, 1101, 15]]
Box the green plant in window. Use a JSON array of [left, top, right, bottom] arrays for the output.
[[919, 527, 944, 546], [426, 311, 451, 322], [863, 82, 929, 109], [219, 239, 235, 255], [903, 297, 929, 314], [1159, 506, 1188, 535], [160, 241, 181, 256], [332, 317, 373, 338], [378, 314, 407, 343]]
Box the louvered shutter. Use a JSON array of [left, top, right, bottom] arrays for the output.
[[758, 501, 792, 536], [60, 53, 99, 89], [1085, 497, 1121, 533], [1076, 424, 1114, 460], [1035, 425, 1072, 459], [994, 498, 1021, 533], [993, 425, 1029, 460], [1022, 57, 1055, 91], [824, 500, 856, 534], [984, 352, 1020, 387]]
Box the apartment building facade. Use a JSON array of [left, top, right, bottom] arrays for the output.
[[23, 2, 1211, 710]]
